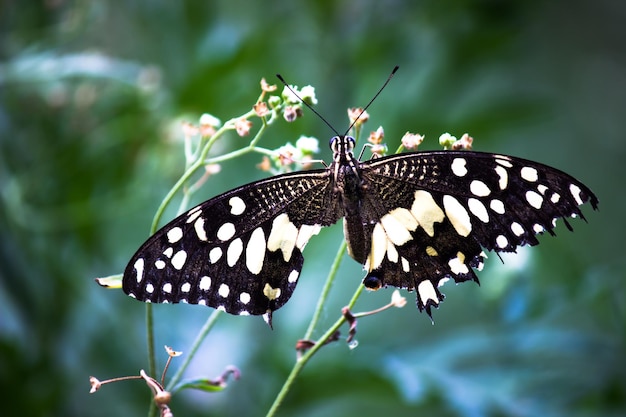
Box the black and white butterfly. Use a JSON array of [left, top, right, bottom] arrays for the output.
[[123, 128, 598, 326]]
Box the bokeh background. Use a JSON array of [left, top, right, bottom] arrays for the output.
[[1, 1, 624, 416]]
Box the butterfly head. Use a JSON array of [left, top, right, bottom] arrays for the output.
[[329, 135, 356, 158]]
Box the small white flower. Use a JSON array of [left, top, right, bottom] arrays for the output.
[[439, 132, 456, 147], [299, 85, 317, 105], [295, 136, 320, 154], [282, 85, 301, 105], [199, 113, 221, 127]]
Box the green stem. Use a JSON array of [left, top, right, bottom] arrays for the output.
[[265, 281, 364, 417], [303, 240, 347, 340], [146, 304, 156, 378]]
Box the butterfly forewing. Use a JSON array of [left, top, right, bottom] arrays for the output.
[[354, 150, 598, 315], [123, 169, 341, 321]]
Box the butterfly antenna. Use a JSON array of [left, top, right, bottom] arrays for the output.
[[277, 66, 399, 137], [343, 65, 399, 136], [276, 73, 341, 137]]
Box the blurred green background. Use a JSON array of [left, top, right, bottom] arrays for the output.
[[1, 1, 624, 416]]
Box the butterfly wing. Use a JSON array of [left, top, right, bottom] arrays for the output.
[[122, 169, 341, 324], [356, 150, 598, 316]]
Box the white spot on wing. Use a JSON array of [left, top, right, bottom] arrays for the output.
[[146, 283, 154, 294], [217, 222, 236, 241], [386, 240, 399, 263], [495, 165, 508, 190], [246, 227, 266, 275], [525, 190, 543, 209], [194, 217, 208, 241], [511, 222, 525, 236], [209, 247, 222, 263], [401, 257, 410, 272], [448, 252, 469, 274], [521, 166, 539, 182], [134, 258, 145, 283], [163, 283, 172, 293], [171, 250, 187, 270], [368, 223, 387, 270], [468, 198, 489, 223], [496, 235, 508, 249], [296, 224, 321, 250], [570, 184, 584, 205], [229, 196, 246, 215], [267, 213, 298, 262], [551, 193, 561, 203], [417, 280, 438, 305], [239, 292, 251, 304], [218, 283, 230, 298], [288, 269, 299, 283], [495, 156, 513, 168], [155, 260, 166, 269], [411, 190, 445, 237], [167, 227, 183, 243], [186, 208, 202, 223], [451, 158, 467, 177], [443, 195, 472, 237], [227, 238, 244, 267], [470, 180, 491, 197], [199, 276, 211, 290], [163, 247, 173, 258], [181, 282, 191, 293], [490, 199, 505, 214], [380, 210, 414, 246]]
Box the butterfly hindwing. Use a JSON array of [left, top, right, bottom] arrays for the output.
[[122, 169, 341, 322]]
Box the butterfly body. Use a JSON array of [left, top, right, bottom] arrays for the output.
[[123, 135, 598, 324]]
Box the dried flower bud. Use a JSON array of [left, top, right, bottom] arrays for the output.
[[348, 107, 369, 126], [391, 290, 407, 308], [452, 133, 473, 150], [257, 156, 272, 172], [283, 105, 302, 122], [164, 345, 183, 357], [370, 143, 388, 158], [401, 132, 425, 150], [204, 163, 221, 175], [260, 77, 277, 93], [89, 376, 101, 394], [199, 113, 220, 137], [368, 126, 385, 144], [254, 101, 270, 117], [182, 121, 199, 138], [235, 118, 252, 137]]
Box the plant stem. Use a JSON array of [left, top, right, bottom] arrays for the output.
[[265, 285, 364, 417], [265, 246, 365, 417], [304, 240, 347, 340]]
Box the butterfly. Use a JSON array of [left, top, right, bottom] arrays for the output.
[[122, 132, 598, 326]]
